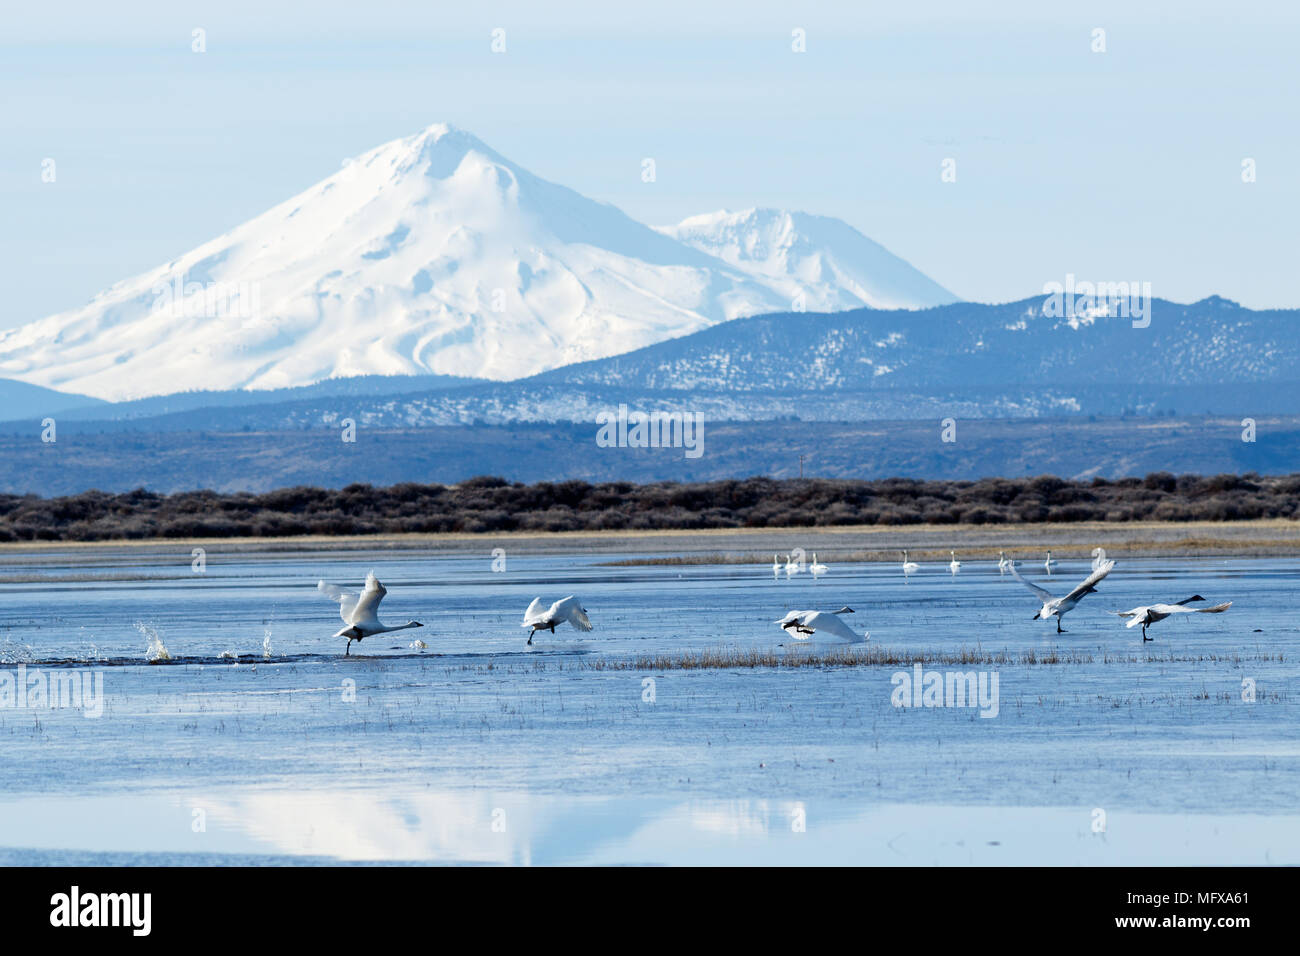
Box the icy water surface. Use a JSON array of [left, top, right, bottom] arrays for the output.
[[0, 545, 1297, 864]]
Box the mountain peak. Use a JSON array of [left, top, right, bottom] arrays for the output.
[[0, 126, 953, 401], [659, 208, 957, 311]]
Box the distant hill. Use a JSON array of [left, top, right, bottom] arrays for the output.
[[40, 372, 484, 423], [0, 378, 104, 420], [10, 294, 1296, 436], [1, 416, 1296, 495], [529, 295, 1299, 392]]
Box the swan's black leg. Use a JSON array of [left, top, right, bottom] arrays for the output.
[[1056, 617, 1063, 634], [345, 638, 352, 657], [527, 631, 533, 646]]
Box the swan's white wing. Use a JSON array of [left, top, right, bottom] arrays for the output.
[[521, 597, 547, 627], [317, 580, 359, 625], [775, 610, 808, 626], [1062, 559, 1115, 603], [801, 611, 866, 643], [1195, 602, 1232, 614], [555, 595, 593, 632], [1111, 607, 1145, 619], [1157, 602, 1232, 615], [1008, 563, 1054, 602], [349, 572, 387, 627]]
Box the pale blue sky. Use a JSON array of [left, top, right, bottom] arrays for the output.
[[3, 0, 1297, 328]]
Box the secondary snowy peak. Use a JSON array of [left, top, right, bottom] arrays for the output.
[[0, 126, 954, 402], [657, 208, 957, 311]]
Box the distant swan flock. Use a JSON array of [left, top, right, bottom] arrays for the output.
[[317, 550, 1233, 655]]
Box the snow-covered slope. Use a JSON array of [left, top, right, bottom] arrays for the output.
[[0, 125, 953, 402], [657, 208, 956, 311]]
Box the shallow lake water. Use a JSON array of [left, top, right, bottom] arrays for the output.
[[1, 545, 1297, 865]]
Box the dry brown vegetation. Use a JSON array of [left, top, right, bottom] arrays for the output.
[[0, 472, 1296, 542]]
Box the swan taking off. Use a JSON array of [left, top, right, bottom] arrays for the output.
[[1112, 596, 1232, 642], [810, 553, 828, 577], [901, 551, 920, 576], [521, 596, 592, 645], [1010, 559, 1115, 633], [318, 572, 423, 656], [775, 606, 867, 644], [949, 551, 962, 575], [1044, 550, 1057, 575]]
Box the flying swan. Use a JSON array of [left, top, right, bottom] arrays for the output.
[[774, 606, 868, 644], [318, 572, 423, 656], [1112, 596, 1232, 641], [1010, 559, 1115, 633], [521, 596, 593, 645]]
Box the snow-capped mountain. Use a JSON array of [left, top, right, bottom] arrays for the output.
[[657, 208, 956, 312], [0, 124, 952, 402]]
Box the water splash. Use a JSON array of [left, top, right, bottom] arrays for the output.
[[409, 639, 427, 651], [0, 639, 35, 664], [137, 623, 171, 662], [219, 650, 236, 660], [262, 627, 274, 660]]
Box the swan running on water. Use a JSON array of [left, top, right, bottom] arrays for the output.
[[775, 606, 868, 644], [1010, 559, 1115, 633], [521, 596, 593, 646], [318, 572, 423, 656], [1112, 596, 1232, 641]]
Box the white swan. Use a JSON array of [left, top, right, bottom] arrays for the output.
[[785, 553, 802, 578], [521, 596, 593, 646], [1112, 596, 1232, 642], [318, 572, 422, 656], [810, 553, 828, 577], [948, 551, 961, 575], [1009, 559, 1115, 633], [1044, 550, 1057, 575], [775, 606, 867, 644], [901, 551, 920, 576], [1091, 547, 1106, 572], [772, 554, 780, 581], [998, 551, 1010, 575]]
